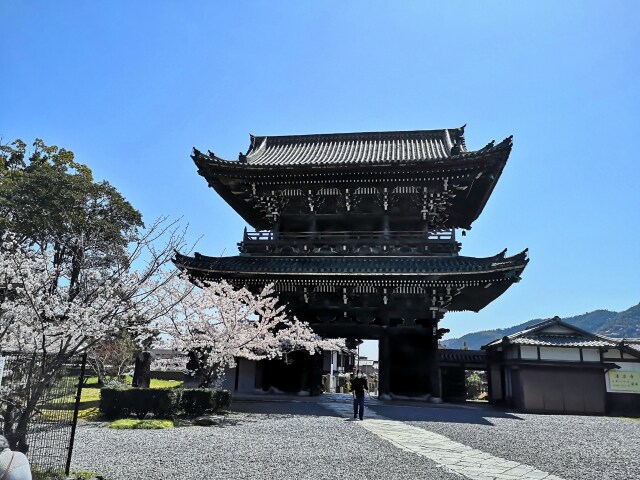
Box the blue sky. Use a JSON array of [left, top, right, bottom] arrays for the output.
[[2, 1, 639, 359]]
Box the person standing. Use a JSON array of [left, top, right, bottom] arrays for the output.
[[351, 370, 369, 420]]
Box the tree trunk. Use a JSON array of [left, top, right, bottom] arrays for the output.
[[131, 351, 151, 388], [3, 404, 28, 453]]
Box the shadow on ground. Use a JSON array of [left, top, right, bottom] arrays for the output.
[[231, 395, 524, 426]]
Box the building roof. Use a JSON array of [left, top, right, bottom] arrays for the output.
[[609, 338, 640, 353], [175, 250, 528, 276], [483, 317, 623, 350], [438, 349, 486, 365], [192, 126, 513, 231], [243, 127, 468, 166], [174, 250, 528, 314], [507, 334, 615, 348]]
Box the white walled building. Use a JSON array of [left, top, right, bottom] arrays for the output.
[[484, 317, 640, 415]]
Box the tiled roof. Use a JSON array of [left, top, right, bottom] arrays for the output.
[[174, 251, 528, 276], [509, 334, 616, 348], [609, 338, 640, 353], [438, 349, 486, 364], [243, 128, 468, 165], [484, 317, 620, 349], [627, 343, 640, 353]]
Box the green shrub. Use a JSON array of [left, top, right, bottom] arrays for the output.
[[99, 387, 128, 420], [100, 387, 180, 419], [100, 387, 229, 419], [31, 466, 66, 480], [68, 471, 113, 480], [465, 371, 484, 400], [216, 389, 232, 409], [181, 389, 216, 416], [127, 388, 181, 419], [152, 388, 181, 417]]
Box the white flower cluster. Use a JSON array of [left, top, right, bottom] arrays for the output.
[[0, 236, 162, 355], [152, 277, 345, 386]]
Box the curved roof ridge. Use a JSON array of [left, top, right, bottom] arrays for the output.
[[175, 249, 527, 265], [248, 126, 465, 144]]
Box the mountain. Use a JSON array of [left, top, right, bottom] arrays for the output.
[[598, 303, 640, 338], [443, 303, 640, 350]]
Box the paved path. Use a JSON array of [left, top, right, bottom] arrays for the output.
[[323, 401, 564, 480]]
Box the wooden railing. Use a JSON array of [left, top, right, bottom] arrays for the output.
[[239, 229, 459, 255], [243, 230, 455, 243]]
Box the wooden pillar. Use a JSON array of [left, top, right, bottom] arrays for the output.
[[378, 330, 391, 398], [383, 214, 390, 238], [310, 350, 323, 396], [309, 215, 317, 236], [428, 321, 442, 400], [299, 352, 310, 393]]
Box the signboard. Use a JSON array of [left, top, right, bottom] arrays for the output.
[[607, 369, 640, 394], [0, 356, 5, 387]]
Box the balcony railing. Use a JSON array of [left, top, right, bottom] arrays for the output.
[[239, 229, 459, 255], [243, 230, 455, 242]]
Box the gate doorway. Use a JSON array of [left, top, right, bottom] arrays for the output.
[[438, 349, 488, 402]]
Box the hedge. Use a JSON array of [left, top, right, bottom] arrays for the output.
[[181, 389, 216, 416], [100, 387, 231, 420]]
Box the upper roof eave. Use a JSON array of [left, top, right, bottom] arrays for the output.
[[192, 133, 512, 173]]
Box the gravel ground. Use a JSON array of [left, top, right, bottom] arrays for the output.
[[370, 403, 640, 480], [71, 401, 460, 480]]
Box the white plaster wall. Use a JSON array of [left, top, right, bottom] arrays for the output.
[[539, 347, 580, 361], [582, 348, 600, 362], [520, 346, 538, 359], [236, 358, 257, 392], [603, 349, 622, 359], [504, 347, 519, 359], [613, 362, 640, 372]]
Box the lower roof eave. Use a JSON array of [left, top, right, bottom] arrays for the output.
[[174, 266, 526, 285], [498, 360, 620, 370]]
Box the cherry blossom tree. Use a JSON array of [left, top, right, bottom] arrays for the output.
[[0, 225, 345, 449], [0, 220, 187, 451], [86, 331, 136, 387], [154, 277, 345, 388]]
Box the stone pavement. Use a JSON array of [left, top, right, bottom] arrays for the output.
[[322, 401, 564, 480]]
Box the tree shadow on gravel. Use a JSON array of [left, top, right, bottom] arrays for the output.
[[230, 399, 525, 426]]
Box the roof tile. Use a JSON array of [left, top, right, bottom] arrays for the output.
[[174, 252, 528, 276], [246, 128, 467, 165]]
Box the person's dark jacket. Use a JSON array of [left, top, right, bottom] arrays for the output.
[[351, 377, 368, 398]]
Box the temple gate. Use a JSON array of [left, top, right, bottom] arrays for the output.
[[175, 126, 528, 400]]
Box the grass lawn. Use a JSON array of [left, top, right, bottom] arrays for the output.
[[40, 376, 183, 421], [109, 418, 174, 429], [122, 376, 183, 389]]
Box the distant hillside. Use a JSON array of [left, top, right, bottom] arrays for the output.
[[598, 303, 640, 338], [443, 303, 640, 350]]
